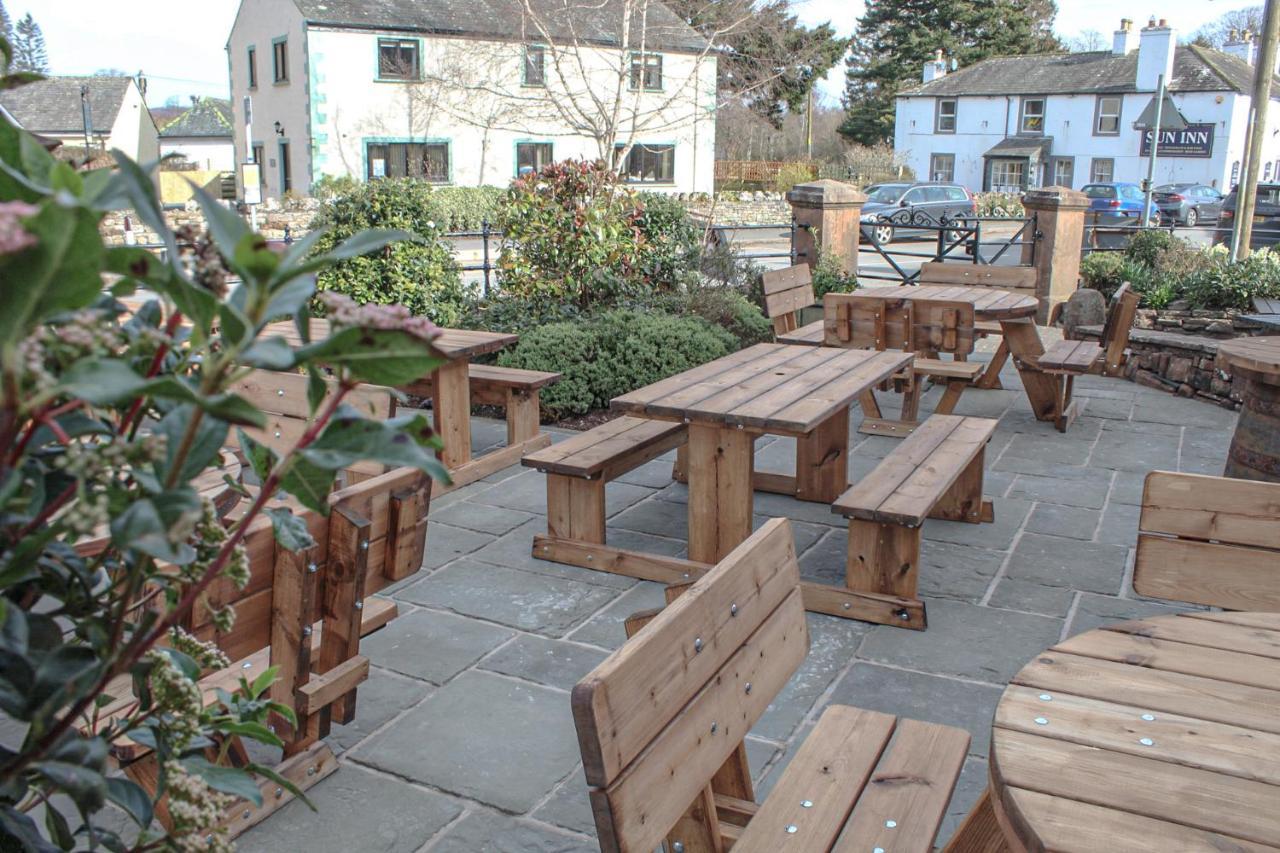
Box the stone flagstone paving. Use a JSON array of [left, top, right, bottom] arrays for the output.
[[240, 355, 1232, 853]]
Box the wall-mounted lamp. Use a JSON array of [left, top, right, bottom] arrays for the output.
[[273, 121, 284, 137]]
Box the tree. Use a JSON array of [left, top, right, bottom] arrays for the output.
[[1065, 29, 1106, 52], [840, 0, 1061, 145], [1191, 6, 1263, 49], [0, 1, 12, 45], [11, 12, 47, 73]]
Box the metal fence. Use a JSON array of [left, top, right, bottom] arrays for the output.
[[1080, 217, 1280, 255], [856, 213, 1038, 284]]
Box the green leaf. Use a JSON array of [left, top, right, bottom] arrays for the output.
[[190, 182, 251, 268], [109, 152, 178, 264], [265, 506, 316, 551], [0, 806, 60, 853], [278, 454, 336, 514], [244, 762, 315, 812], [279, 226, 328, 269], [104, 246, 217, 329], [264, 274, 316, 322], [156, 404, 230, 484], [248, 664, 278, 699], [33, 761, 106, 812], [237, 429, 277, 482], [217, 300, 252, 349], [181, 757, 263, 807], [200, 391, 267, 427], [295, 327, 445, 386], [301, 410, 450, 482], [234, 232, 281, 281], [0, 599, 28, 655], [110, 499, 195, 564], [0, 199, 104, 344], [240, 336, 296, 370], [48, 161, 84, 196], [306, 366, 327, 414], [104, 777, 154, 828], [43, 803, 74, 850], [59, 359, 147, 406]]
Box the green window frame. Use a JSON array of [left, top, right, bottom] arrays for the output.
[[629, 53, 663, 91], [272, 36, 289, 84], [377, 38, 420, 80]]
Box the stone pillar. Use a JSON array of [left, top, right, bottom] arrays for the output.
[[786, 180, 867, 274], [1021, 186, 1090, 324]]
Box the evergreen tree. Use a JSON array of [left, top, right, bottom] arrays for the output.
[[12, 13, 47, 73], [840, 0, 1060, 145], [0, 2, 12, 46]]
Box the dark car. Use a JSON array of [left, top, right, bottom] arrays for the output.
[[1082, 182, 1159, 226], [1216, 183, 1280, 248], [859, 182, 977, 244], [1153, 183, 1224, 226]]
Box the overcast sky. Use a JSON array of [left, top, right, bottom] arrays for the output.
[[15, 0, 1266, 107]]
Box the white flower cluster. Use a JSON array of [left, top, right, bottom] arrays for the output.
[[162, 760, 234, 853], [143, 650, 203, 750], [168, 626, 231, 671], [319, 291, 442, 343]]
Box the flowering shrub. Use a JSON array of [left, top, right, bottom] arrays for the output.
[[0, 53, 448, 850], [972, 192, 1025, 218]]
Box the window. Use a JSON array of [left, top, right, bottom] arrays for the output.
[[378, 38, 419, 80], [630, 53, 663, 91], [946, 186, 969, 202], [935, 98, 957, 133], [989, 159, 1026, 192], [900, 187, 927, 204], [1090, 157, 1114, 183], [247, 46, 257, 89], [617, 143, 674, 183], [516, 141, 553, 175], [272, 37, 288, 83], [930, 153, 955, 182], [1019, 97, 1044, 134], [1094, 96, 1121, 135], [252, 143, 266, 190], [1052, 157, 1074, 188], [366, 141, 450, 182], [279, 142, 291, 193], [523, 45, 545, 86], [1266, 162, 1273, 182], [1232, 160, 1241, 187]]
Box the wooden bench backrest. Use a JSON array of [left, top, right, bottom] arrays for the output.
[[824, 293, 976, 357], [1099, 282, 1140, 373], [572, 518, 808, 853], [917, 261, 1037, 294], [232, 370, 395, 484], [762, 265, 815, 335], [1135, 471, 1280, 611]]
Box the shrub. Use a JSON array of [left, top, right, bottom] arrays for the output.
[[812, 249, 859, 299], [635, 191, 703, 288], [308, 178, 468, 325], [459, 291, 585, 337], [772, 162, 816, 193], [497, 309, 735, 418], [428, 185, 505, 231], [645, 286, 773, 348], [1180, 247, 1280, 310], [973, 192, 1025, 218], [1078, 251, 1128, 298], [698, 239, 766, 306], [312, 173, 361, 201]]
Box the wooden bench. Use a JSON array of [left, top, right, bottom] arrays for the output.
[[832, 415, 997, 628], [917, 262, 1039, 389], [89, 466, 432, 839], [825, 291, 986, 436], [762, 264, 825, 344], [1133, 470, 1280, 611], [1036, 283, 1140, 432], [524, 416, 687, 570], [572, 518, 971, 853]]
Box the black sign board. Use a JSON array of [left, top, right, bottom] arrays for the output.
[[1140, 123, 1215, 158]]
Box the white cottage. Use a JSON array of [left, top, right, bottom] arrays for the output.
[[893, 19, 1280, 194], [0, 75, 159, 163], [225, 0, 717, 199]]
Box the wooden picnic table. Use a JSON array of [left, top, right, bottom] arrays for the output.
[[781, 285, 1062, 423], [612, 342, 912, 563], [983, 611, 1280, 852], [1216, 336, 1280, 483]]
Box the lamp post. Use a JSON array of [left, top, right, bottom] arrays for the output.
[[1234, 0, 1280, 259]]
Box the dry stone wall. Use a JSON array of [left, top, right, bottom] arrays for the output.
[[1078, 325, 1244, 410]]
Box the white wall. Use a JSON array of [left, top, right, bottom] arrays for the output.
[[160, 137, 237, 171], [106, 81, 158, 163]]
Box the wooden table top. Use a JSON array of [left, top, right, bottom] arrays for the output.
[[989, 611, 1280, 852], [1216, 335, 1280, 382], [263, 319, 516, 360], [611, 343, 913, 435], [856, 285, 1039, 320]]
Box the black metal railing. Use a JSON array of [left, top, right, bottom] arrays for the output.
[[856, 212, 1038, 284]]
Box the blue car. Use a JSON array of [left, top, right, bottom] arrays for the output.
[[1082, 182, 1159, 226]]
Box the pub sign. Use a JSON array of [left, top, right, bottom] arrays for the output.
[[1139, 123, 1214, 158]]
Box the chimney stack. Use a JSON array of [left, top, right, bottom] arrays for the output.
[[922, 48, 948, 83], [1225, 28, 1257, 65], [1113, 18, 1138, 55], [1137, 17, 1176, 91]]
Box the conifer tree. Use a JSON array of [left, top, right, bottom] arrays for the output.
[[12, 13, 47, 73]]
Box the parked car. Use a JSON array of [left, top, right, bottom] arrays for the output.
[[1153, 183, 1224, 226], [1082, 182, 1159, 226], [1216, 183, 1280, 248], [859, 181, 977, 244]]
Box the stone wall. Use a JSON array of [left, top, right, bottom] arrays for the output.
[[1133, 307, 1273, 338], [99, 198, 322, 246], [686, 191, 791, 226], [1078, 325, 1244, 409]]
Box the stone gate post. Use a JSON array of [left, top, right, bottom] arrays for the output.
[[1021, 186, 1089, 324], [786, 180, 866, 274]]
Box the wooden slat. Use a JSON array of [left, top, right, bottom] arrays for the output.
[[262, 318, 515, 359], [1103, 615, 1280, 659], [1133, 535, 1280, 612], [1037, 339, 1101, 372], [762, 264, 813, 295], [1140, 471, 1280, 550], [573, 518, 801, 787], [917, 262, 1036, 292], [765, 350, 913, 433], [319, 507, 369, 726], [636, 346, 808, 421], [524, 419, 685, 480], [1053, 628, 1280, 690], [732, 706, 896, 853], [295, 655, 370, 714], [686, 347, 837, 424], [725, 349, 892, 429], [776, 319, 825, 345], [991, 729, 1280, 846], [912, 358, 985, 380], [612, 344, 777, 412], [231, 370, 392, 420], [524, 416, 653, 467], [1183, 611, 1280, 631], [466, 363, 561, 389], [857, 285, 1038, 321], [833, 718, 969, 853]]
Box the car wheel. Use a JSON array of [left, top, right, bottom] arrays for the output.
[[1185, 207, 1198, 228], [874, 224, 894, 245]]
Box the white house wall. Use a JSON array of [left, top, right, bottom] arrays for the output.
[[107, 82, 158, 164], [894, 88, 1280, 192], [160, 138, 237, 171]]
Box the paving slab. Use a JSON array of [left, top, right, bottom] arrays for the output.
[[430, 501, 538, 536], [753, 614, 870, 741], [422, 523, 496, 570], [988, 577, 1077, 617], [923, 497, 1031, 549], [478, 635, 609, 692], [614, 457, 679, 489], [1089, 430, 1181, 473], [1096, 501, 1140, 545], [1067, 591, 1191, 637], [1000, 433, 1094, 466], [1004, 533, 1129, 596], [397, 558, 620, 638], [325, 668, 434, 754], [472, 519, 647, 588], [532, 773, 597, 837], [938, 758, 991, 846], [356, 671, 581, 813], [565, 582, 667, 650], [429, 810, 595, 852], [1024, 502, 1100, 540], [1008, 471, 1112, 509], [361, 608, 514, 684]]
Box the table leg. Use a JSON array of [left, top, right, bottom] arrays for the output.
[[796, 409, 849, 503], [432, 359, 472, 470], [942, 788, 1010, 853], [687, 423, 755, 564], [976, 339, 1009, 390], [998, 320, 1059, 422]]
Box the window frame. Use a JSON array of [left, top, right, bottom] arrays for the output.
[[278, 140, 291, 193], [935, 98, 957, 134], [515, 140, 554, 176], [929, 153, 955, 182], [377, 37, 421, 81], [271, 36, 289, 84], [364, 139, 452, 184], [1051, 156, 1074, 188], [523, 44, 546, 87], [629, 52, 664, 91], [1093, 95, 1121, 136], [615, 142, 675, 184], [1019, 97, 1045, 135], [247, 45, 257, 90], [1090, 157, 1115, 183], [988, 159, 1027, 192]]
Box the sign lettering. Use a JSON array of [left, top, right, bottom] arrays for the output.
[[1140, 123, 1214, 157]]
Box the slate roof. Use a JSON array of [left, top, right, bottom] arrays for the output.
[[902, 45, 1279, 98], [160, 98, 234, 138], [0, 75, 135, 133], [290, 0, 708, 53]]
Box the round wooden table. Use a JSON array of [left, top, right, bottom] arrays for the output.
[[1217, 336, 1280, 482], [856, 284, 1038, 321], [987, 611, 1280, 851]]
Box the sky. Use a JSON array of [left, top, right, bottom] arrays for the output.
[[13, 0, 1267, 109]]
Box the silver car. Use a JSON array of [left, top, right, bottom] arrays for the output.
[[1153, 183, 1224, 227]]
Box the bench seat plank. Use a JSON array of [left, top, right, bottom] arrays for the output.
[[1039, 339, 1101, 373], [912, 358, 985, 380], [523, 417, 686, 478], [776, 319, 825, 345], [468, 363, 562, 389]]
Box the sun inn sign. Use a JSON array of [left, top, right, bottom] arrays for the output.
[[1139, 123, 1215, 158]]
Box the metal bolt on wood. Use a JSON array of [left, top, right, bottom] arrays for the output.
[[274, 431, 281, 438], [672, 843, 684, 853], [744, 682, 752, 694], [801, 800, 813, 808], [354, 601, 363, 610], [1140, 737, 1155, 746], [885, 819, 897, 828], [710, 722, 717, 734], [276, 389, 284, 396], [242, 662, 253, 669], [730, 603, 738, 617], [359, 540, 369, 551], [1141, 713, 1155, 721], [694, 637, 703, 653], [242, 810, 251, 820], [275, 787, 284, 798], [786, 825, 798, 834], [1034, 717, 1048, 726], [1039, 693, 1052, 701], [302, 626, 312, 637], [307, 562, 318, 574]]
